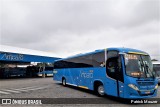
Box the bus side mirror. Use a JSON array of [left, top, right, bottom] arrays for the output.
[[125, 58, 129, 66], [119, 52, 128, 66], [152, 70, 157, 79]]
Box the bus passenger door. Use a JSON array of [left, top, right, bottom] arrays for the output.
[[106, 51, 124, 97]]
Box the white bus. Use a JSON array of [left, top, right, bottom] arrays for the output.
[[153, 61, 160, 83]]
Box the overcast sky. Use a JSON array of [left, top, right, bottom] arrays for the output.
[[0, 0, 160, 59]]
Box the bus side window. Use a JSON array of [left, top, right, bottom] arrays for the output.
[[106, 50, 124, 82], [106, 51, 119, 79], [107, 57, 117, 79], [92, 52, 105, 67]]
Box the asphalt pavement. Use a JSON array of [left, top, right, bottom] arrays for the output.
[[0, 77, 160, 107]]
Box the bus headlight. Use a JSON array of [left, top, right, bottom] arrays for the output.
[[154, 84, 158, 89], [128, 84, 139, 91]]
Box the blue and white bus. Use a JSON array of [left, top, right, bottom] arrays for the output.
[[37, 67, 54, 77], [53, 48, 158, 99], [153, 61, 160, 83]]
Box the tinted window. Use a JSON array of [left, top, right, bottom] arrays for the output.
[[54, 52, 105, 69], [107, 51, 118, 59], [92, 52, 105, 67], [106, 57, 118, 79], [54, 54, 93, 69], [106, 51, 124, 82]]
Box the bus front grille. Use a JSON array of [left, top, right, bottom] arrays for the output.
[[137, 81, 154, 86]]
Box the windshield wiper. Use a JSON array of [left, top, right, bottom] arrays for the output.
[[139, 59, 147, 78], [145, 64, 155, 79]]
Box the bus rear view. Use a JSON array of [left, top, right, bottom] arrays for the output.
[[53, 48, 158, 99]]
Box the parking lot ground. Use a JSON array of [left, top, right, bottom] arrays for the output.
[[0, 77, 160, 107]]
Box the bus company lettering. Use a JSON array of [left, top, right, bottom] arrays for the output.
[[80, 71, 93, 78], [1, 53, 23, 61]]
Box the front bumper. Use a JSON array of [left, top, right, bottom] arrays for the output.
[[124, 88, 157, 99]]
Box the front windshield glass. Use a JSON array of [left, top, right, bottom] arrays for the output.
[[124, 54, 154, 78]]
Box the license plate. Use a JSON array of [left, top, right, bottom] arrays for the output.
[[145, 91, 150, 94]]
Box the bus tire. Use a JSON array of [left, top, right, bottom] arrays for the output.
[[62, 78, 66, 86], [97, 85, 105, 96]]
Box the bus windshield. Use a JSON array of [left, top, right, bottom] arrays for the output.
[[124, 54, 154, 78]]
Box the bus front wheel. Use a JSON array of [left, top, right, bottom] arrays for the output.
[[97, 85, 105, 96], [62, 78, 66, 86]]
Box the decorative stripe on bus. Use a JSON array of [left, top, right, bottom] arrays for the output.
[[66, 83, 77, 87], [38, 74, 42, 76], [78, 86, 88, 89], [128, 52, 148, 55], [47, 74, 53, 76]]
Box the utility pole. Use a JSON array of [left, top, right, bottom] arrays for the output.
[[42, 63, 45, 78]]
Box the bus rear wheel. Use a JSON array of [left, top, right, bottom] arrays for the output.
[[97, 85, 105, 96], [62, 78, 66, 86]]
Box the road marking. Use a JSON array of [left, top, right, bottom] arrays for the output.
[[12, 86, 48, 92], [11, 86, 40, 90], [0, 86, 49, 95], [1, 89, 21, 93], [23, 86, 48, 91], [0, 91, 10, 94], [10, 86, 41, 92]]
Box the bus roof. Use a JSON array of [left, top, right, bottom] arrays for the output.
[[55, 47, 149, 62], [109, 47, 148, 54], [152, 61, 160, 64]]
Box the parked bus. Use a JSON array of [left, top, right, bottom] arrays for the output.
[[53, 48, 158, 99], [0, 67, 26, 78], [153, 61, 160, 83], [37, 67, 54, 77], [26, 66, 39, 77]]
